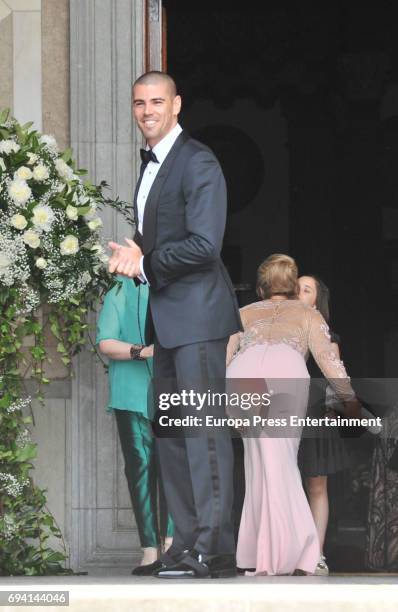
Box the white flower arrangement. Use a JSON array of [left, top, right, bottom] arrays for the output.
[[35, 257, 47, 269], [10, 213, 28, 230], [55, 157, 74, 181], [32, 204, 55, 232], [0, 473, 29, 498], [39, 134, 58, 155], [0, 251, 11, 269], [15, 166, 32, 181], [8, 179, 32, 206], [0, 109, 133, 310], [65, 204, 78, 220], [32, 163, 50, 182], [87, 217, 103, 231], [5, 397, 32, 414], [0, 139, 20, 155], [23, 229, 41, 249], [3, 513, 18, 541], [60, 234, 79, 255], [26, 152, 38, 165]]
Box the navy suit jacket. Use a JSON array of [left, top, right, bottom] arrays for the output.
[[134, 130, 242, 348]]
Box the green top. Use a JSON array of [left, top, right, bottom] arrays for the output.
[[96, 276, 153, 416]]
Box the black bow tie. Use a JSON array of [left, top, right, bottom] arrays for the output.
[[140, 148, 159, 165]]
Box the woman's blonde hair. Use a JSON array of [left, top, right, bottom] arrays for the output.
[[257, 254, 298, 299]]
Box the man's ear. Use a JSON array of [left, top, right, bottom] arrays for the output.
[[174, 95, 182, 115]]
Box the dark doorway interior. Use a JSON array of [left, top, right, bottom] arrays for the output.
[[163, 0, 398, 572]]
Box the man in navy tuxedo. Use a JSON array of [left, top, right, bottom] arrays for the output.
[[108, 71, 242, 579]]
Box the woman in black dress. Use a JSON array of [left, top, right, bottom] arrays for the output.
[[298, 275, 349, 576]]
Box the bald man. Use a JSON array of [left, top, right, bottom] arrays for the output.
[[108, 71, 242, 579]]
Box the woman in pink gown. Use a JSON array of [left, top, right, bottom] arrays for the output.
[[226, 254, 359, 576]]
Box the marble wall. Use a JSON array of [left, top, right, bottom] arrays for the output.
[[13, 4, 42, 130], [0, 12, 13, 111], [68, 0, 146, 571], [0, 0, 69, 141], [0, 0, 71, 554], [1, 0, 148, 570], [42, 0, 69, 149]]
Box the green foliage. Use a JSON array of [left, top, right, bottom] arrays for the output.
[[0, 110, 132, 575]]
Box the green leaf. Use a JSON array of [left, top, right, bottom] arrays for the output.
[[50, 322, 62, 341], [43, 552, 66, 563], [61, 147, 73, 162], [77, 206, 91, 216], [15, 443, 37, 462], [21, 121, 34, 130], [0, 108, 10, 123], [56, 342, 66, 354]]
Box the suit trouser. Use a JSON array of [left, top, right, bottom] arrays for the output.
[[114, 409, 174, 548], [153, 336, 235, 556]]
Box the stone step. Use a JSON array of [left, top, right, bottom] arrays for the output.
[[1, 575, 398, 612]]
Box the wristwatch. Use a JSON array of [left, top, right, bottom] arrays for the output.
[[130, 343, 145, 360]]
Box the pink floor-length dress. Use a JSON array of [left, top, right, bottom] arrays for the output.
[[227, 341, 320, 575], [226, 299, 355, 575], [227, 343, 320, 575]]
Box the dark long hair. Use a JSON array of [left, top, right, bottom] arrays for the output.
[[307, 275, 330, 323]]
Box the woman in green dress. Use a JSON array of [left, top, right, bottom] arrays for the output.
[[96, 276, 173, 574]]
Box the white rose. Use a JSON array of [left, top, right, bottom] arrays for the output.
[[23, 229, 40, 249], [88, 217, 103, 231], [35, 257, 47, 269], [39, 134, 58, 153], [15, 166, 32, 181], [32, 204, 55, 232], [84, 202, 97, 220], [0, 251, 11, 269], [81, 271, 91, 285], [0, 157, 6, 172], [66, 205, 78, 221], [0, 139, 20, 155], [32, 164, 50, 182], [55, 158, 73, 181], [10, 213, 28, 230], [8, 179, 31, 206], [72, 191, 88, 205], [26, 153, 38, 165], [60, 235, 79, 255]]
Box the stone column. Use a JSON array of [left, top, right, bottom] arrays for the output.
[[68, 0, 145, 571]]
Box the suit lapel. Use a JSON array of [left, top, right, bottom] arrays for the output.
[[142, 130, 189, 253], [133, 162, 146, 230]]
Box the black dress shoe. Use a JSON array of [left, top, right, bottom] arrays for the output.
[[133, 549, 187, 576], [150, 549, 188, 576], [155, 550, 237, 579], [132, 559, 163, 576], [237, 566, 255, 574]]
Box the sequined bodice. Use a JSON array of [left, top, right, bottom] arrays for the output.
[[227, 299, 354, 400]]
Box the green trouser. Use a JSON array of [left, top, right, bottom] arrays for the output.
[[115, 409, 174, 548]]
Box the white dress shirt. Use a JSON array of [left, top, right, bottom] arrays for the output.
[[137, 123, 182, 283], [137, 122, 183, 234]]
